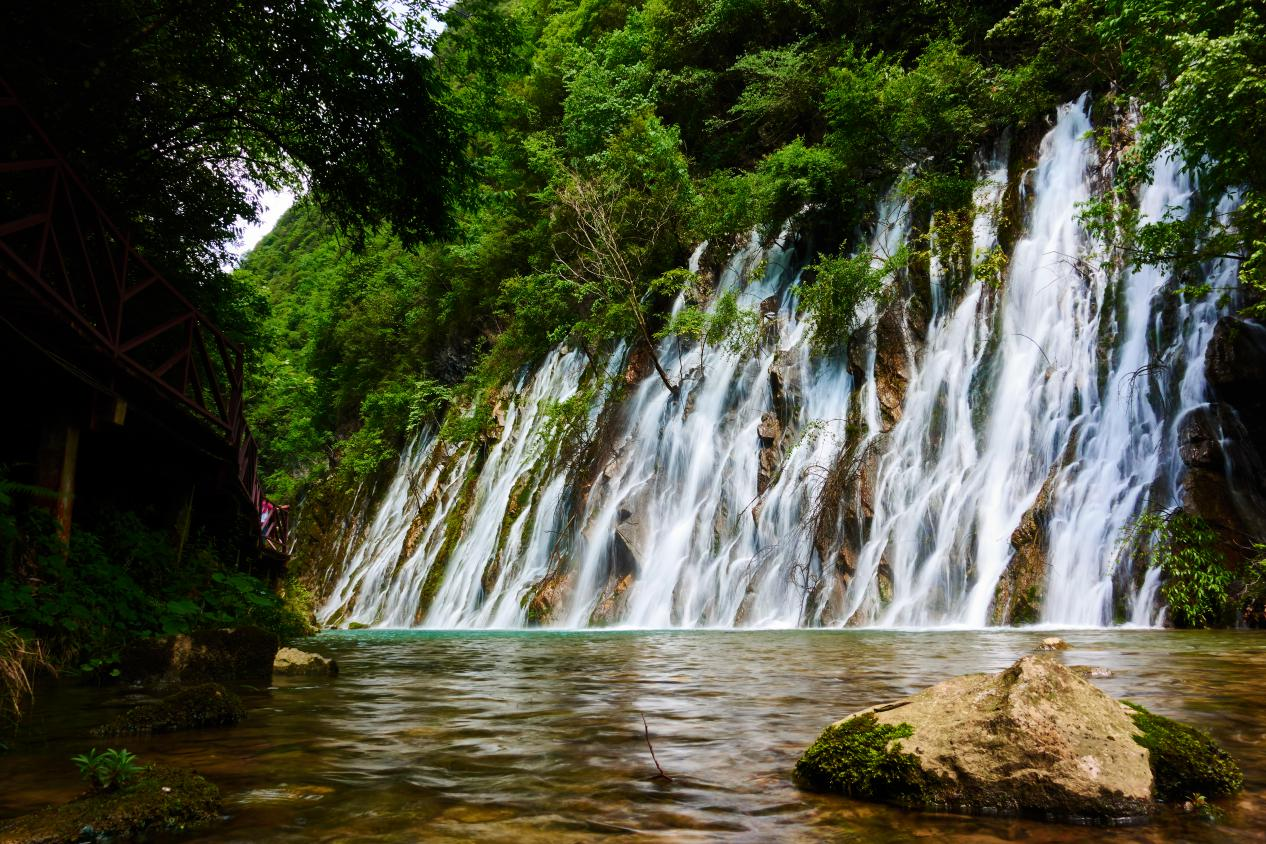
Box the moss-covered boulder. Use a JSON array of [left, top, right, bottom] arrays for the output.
[[797, 655, 1232, 820], [119, 627, 278, 686], [92, 683, 245, 736], [0, 766, 220, 843]]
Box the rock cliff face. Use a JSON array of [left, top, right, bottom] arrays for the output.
[[1180, 317, 1266, 562]]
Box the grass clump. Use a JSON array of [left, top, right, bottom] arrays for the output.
[[1126, 702, 1244, 801], [794, 713, 927, 802]]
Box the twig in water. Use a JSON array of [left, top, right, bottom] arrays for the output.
[[640, 712, 674, 782]]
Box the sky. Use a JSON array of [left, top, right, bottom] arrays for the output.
[[225, 188, 295, 265]]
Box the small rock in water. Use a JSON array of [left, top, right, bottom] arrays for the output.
[[1070, 664, 1113, 679], [273, 647, 339, 677], [1038, 636, 1068, 651]]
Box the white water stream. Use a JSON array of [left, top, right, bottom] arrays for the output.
[[317, 97, 1235, 629]]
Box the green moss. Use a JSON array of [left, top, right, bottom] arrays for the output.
[[794, 713, 930, 803], [415, 462, 480, 620], [93, 683, 245, 736], [346, 621, 370, 630], [0, 766, 220, 842], [1126, 702, 1244, 801]]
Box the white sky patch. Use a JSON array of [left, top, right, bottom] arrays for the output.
[[226, 188, 295, 265]]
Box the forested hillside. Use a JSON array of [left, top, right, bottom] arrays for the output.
[[239, 0, 1265, 510]]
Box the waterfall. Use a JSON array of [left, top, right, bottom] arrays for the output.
[[315, 96, 1236, 630]]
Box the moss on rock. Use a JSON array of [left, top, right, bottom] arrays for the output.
[[1126, 702, 1244, 802], [93, 683, 245, 736], [0, 766, 220, 843], [793, 714, 930, 803]]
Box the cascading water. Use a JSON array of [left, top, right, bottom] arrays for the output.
[[315, 96, 1237, 630]]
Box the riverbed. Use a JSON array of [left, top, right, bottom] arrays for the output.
[[2, 629, 1263, 842]]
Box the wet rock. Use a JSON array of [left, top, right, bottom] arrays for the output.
[[273, 647, 340, 677], [0, 766, 220, 842], [1070, 665, 1113, 679], [588, 574, 634, 626], [119, 627, 278, 686], [757, 411, 782, 446], [1204, 316, 1266, 414], [994, 464, 1058, 625], [796, 655, 1166, 819], [524, 570, 574, 626], [757, 446, 780, 495], [624, 343, 654, 386], [612, 521, 644, 578], [1038, 636, 1068, 651], [93, 683, 245, 736], [768, 350, 799, 425], [759, 294, 779, 318], [1177, 409, 1224, 470], [1183, 317, 1266, 564]]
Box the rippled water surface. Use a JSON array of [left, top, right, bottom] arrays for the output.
[[3, 630, 1264, 842]]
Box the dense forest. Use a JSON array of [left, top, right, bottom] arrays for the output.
[[239, 0, 1263, 500]]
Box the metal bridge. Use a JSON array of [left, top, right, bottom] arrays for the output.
[[0, 79, 288, 559]]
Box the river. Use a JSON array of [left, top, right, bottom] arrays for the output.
[[2, 629, 1263, 842]]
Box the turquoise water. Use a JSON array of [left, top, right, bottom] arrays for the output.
[[2, 629, 1263, 841]]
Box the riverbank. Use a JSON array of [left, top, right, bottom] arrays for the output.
[[1, 629, 1262, 842]]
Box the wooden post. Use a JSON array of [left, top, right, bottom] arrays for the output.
[[36, 420, 79, 544]]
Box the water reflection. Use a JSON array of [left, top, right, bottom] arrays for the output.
[[2, 630, 1263, 842]]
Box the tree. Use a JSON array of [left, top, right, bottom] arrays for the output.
[[550, 113, 693, 395], [2, 0, 468, 332]]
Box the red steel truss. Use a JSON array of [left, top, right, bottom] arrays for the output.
[[0, 79, 288, 557]]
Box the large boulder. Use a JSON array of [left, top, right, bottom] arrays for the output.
[[795, 655, 1242, 819], [119, 627, 279, 686], [0, 766, 220, 843], [273, 647, 339, 677], [93, 683, 245, 735]]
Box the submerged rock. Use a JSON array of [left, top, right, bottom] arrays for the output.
[[93, 683, 245, 736], [0, 766, 220, 843], [273, 647, 340, 677], [119, 627, 278, 686], [795, 655, 1241, 820]]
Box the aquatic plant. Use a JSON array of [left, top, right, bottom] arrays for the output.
[[73, 748, 145, 792]]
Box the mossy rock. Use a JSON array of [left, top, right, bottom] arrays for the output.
[[793, 713, 933, 804], [1126, 703, 1244, 802], [118, 627, 278, 685], [794, 656, 1156, 819], [93, 683, 245, 736], [0, 766, 220, 843]]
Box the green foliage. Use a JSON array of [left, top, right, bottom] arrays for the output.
[[799, 245, 911, 353], [794, 713, 929, 802], [1132, 511, 1230, 628], [1125, 702, 1244, 802], [539, 384, 601, 464], [4, 0, 466, 296], [235, 0, 1266, 506], [0, 480, 312, 671], [73, 748, 144, 793]]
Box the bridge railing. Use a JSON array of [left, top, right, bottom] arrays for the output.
[[0, 79, 287, 557]]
